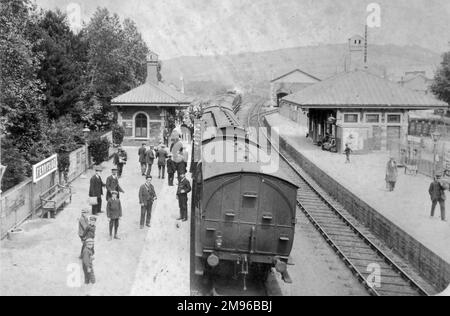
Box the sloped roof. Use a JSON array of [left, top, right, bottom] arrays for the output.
[[271, 69, 321, 83], [111, 81, 192, 106], [283, 70, 447, 109]]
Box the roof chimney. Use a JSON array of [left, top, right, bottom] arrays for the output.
[[146, 51, 159, 84]]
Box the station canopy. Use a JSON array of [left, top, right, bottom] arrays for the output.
[[282, 70, 448, 110]]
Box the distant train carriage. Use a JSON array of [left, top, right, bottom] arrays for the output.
[[191, 100, 298, 288]]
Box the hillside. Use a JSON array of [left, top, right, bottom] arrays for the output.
[[161, 44, 443, 97]]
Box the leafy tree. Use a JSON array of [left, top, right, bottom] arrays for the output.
[[80, 8, 149, 128], [33, 9, 88, 120], [88, 135, 111, 165], [0, 0, 53, 172], [112, 124, 125, 146], [1, 137, 28, 192], [432, 52, 450, 106]]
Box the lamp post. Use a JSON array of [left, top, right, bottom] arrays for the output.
[[0, 164, 6, 194], [431, 131, 442, 178]]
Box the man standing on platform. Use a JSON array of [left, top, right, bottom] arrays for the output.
[[156, 144, 168, 179], [138, 143, 147, 176], [139, 176, 157, 228], [106, 168, 124, 201], [145, 145, 155, 177], [167, 154, 176, 186], [429, 175, 447, 222], [89, 166, 105, 215], [113, 147, 128, 178], [177, 173, 191, 222]]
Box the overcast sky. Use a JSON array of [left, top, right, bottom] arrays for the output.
[[34, 0, 450, 59]]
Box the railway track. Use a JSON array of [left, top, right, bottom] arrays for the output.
[[249, 101, 431, 296]]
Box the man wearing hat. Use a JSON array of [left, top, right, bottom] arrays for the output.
[[79, 215, 96, 259], [106, 191, 122, 240], [176, 173, 191, 222], [78, 208, 90, 259], [89, 166, 105, 215], [429, 174, 448, 221], [106, 168, 124, 202], [138, 143, 147, 176], [81, 238, 96, 285], [113, 147, 128, 178], [166, 154, 176, 186], [145, 145, 156, 178], [139, 176, 157, 228]]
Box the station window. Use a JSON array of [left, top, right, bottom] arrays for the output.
[[365, 114, 380, 123], [387, 115, 401, 124], [344, 114, 359, 123]]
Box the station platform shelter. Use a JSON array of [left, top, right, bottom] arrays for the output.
[[265, 112, 450, 292], [281, 70, 448, 155]]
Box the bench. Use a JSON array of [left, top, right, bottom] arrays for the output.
[[404, 164, 418, 175], [39, 184, 72, 218]]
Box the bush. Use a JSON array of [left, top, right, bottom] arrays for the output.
[[112, 124, 125, 146], [88, 136, 110, 166], [1, 137, 29, 192]]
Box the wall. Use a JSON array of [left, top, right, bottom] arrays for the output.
[[264, 117, 450, 292], [118, 107, 165, 144]]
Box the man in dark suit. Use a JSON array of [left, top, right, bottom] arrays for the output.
[[145, 146, 155, 177], [166, 154, 176, 186], [138, 143, 147, 176], [89, 166, 105, 215], [139, 176, 157, 228], [177, 173, 191, 222], [106, 168, 124, 201], [429, 174, 447, 221], [113, 147, 128, 178]]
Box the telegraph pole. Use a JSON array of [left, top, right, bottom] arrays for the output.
[[364, 24, 368, 69]]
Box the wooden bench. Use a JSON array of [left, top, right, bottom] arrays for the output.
[[39, 184, 72, 218], [404, 164, 418, 175]]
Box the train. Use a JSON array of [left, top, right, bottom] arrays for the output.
[[190, 95, 298, 290], [206, 91, 242, 114]]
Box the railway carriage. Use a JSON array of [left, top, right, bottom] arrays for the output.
[[191, 99, 298, 288]]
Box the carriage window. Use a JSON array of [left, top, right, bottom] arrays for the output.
[[344, 114, 358, 123]]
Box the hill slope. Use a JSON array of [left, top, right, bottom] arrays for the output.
[[162, 44, 443, 96]]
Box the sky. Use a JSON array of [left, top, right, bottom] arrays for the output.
[[34, 0, 450, 60]]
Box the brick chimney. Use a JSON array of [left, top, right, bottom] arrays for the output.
[[146, 51, 159, 84]]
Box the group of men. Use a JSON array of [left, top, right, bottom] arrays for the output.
[[81, 139, 192, 285]]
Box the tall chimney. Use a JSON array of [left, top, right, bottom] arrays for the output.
[[146, 51, 159, 84]]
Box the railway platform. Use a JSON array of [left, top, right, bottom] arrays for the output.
[[0, 144, 191, 296], [264, 112, 450, 291]]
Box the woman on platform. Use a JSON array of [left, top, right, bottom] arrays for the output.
[[385, 157, 398, 192]]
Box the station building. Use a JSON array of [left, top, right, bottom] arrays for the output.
[[270, 69, 321, 108], [281, 70, 448, 154], [111, 51, 192, 145]]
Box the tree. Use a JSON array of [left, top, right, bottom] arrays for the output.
[[80, 8, 149, 129], [0, 0, 53, 170], [88, 135, 110, 165], [1, 137, 28, 192], [33, 9, 88, 120], [112, 124, 125, 146], [432, 52, 450, 106]]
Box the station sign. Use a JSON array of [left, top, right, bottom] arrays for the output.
[[33, 154, 58, 183]]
